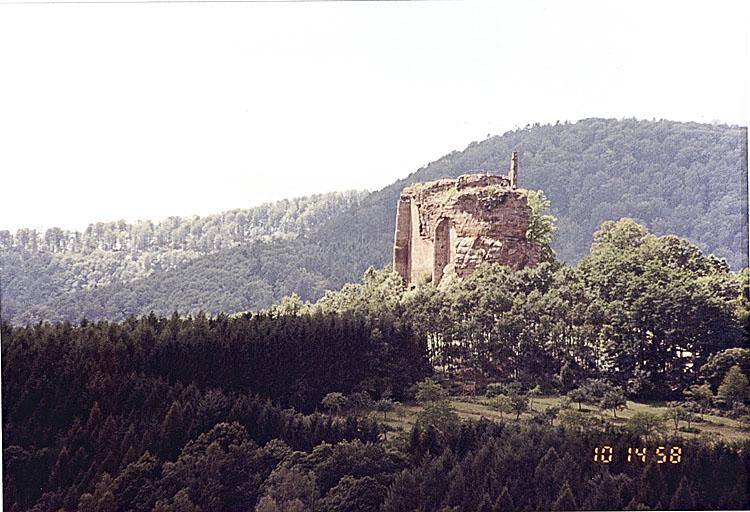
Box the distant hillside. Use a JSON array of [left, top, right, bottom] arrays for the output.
[[9, 240, 340, 323], [1, 118, 747, 323], [0, 192, 366, 323]]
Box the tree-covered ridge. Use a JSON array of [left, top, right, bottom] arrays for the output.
[[0, 192, 365, 323], [4, 240, 339, 324], [1, 118, 747, 325], [3, 186, 556, 325], [1, 191, 367, 255], [313, 118, 747, 291]]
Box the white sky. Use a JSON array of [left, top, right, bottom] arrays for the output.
[[0, 0, 747, 232]]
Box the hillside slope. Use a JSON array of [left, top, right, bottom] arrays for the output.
[[0, 192, 365, 323], [10, 240, 337, 323], [1, 118, 747, 323]]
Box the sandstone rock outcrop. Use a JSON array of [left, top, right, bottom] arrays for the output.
[[393, 153, 541, 287]]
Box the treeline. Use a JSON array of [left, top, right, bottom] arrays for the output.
[[1, 192, 365, 323], [0, 191, 366, 255], [2, 309, 428, 417]]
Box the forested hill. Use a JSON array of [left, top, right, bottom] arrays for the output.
[[1, 118, 747, 323], [0, 192, 366, 323], [314, 118, 748, 288]]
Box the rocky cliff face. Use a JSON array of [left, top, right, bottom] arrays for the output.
[[393, 173, 541, 287]]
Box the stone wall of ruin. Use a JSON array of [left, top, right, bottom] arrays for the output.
[[393, 197, 412, 281], [393, 173, 541, 287]]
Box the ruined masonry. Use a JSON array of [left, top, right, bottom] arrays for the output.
[[393, 152, 541, 287]]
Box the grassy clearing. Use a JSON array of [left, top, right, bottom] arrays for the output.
[[370, 395, 749, 443]]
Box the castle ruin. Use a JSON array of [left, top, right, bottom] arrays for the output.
[[393, 152, 541, 287]]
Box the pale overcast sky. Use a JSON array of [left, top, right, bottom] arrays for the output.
[[0, 0, 747, 232]]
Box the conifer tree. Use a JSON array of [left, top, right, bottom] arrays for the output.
[[477, 493, 494, 512], [669, 476, 696, 510], [383, 470, 421, 512], [160, 401, 185, 457], [637, 464, 665, 509], [552, 482, 578, 511], [626, 498, 651, 510], [534, 446, 562, 509], [78, 492, 96, 512], [590, 471, 621, 511], [495, 485, 514, 511], [444, 466, 467, 509], [614, 474, 635, 510]]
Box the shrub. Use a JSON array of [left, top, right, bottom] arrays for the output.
[[717, 365, 749, 407], [485, 383, 505, 398], [625, 412, 665, 440]]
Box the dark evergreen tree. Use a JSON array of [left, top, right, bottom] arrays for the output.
[[589, 471, 622, 511], [383, 470, 421, 512], [477, 493, 494, 512], [552, 482, 578, 511], [495, 486, 514, 512], [636, 464, 665, 509], [669, 476, 696, 510]]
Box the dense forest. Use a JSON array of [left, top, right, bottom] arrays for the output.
[[3, 216, 749, 511], [1, 118, 747, 324]]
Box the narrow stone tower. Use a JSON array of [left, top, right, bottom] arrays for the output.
[[392, 153, 540, 287]]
